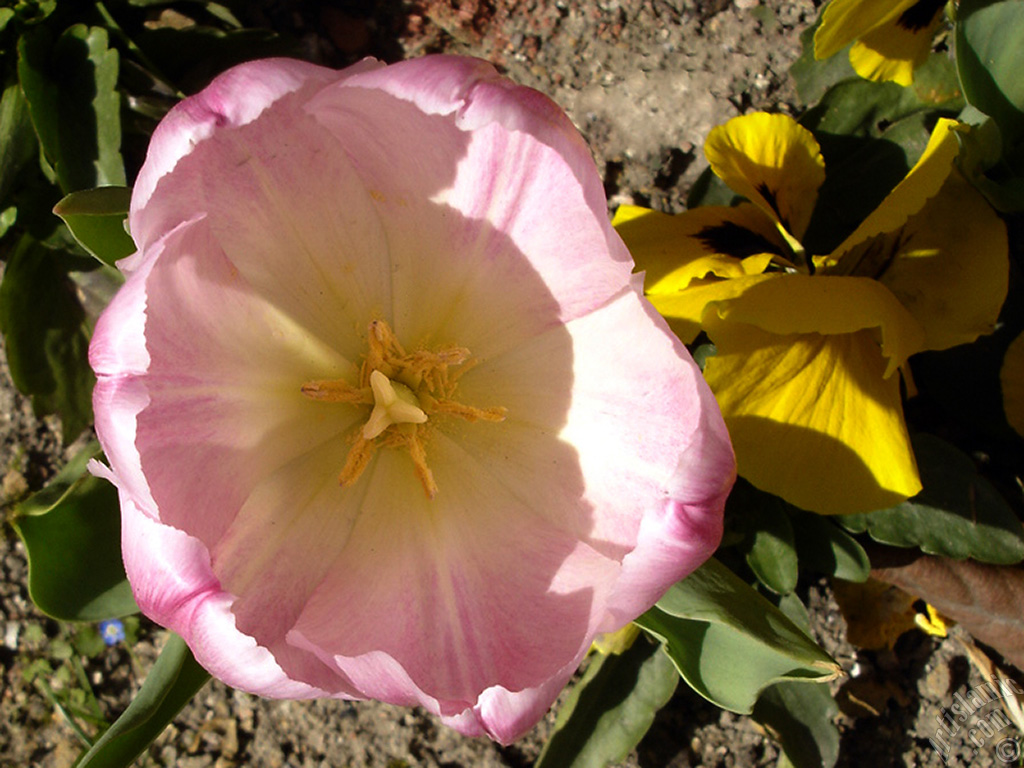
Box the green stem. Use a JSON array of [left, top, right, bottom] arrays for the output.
[[34, 678, 94, 749]]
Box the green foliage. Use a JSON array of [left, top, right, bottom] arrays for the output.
[[635, 559, 840, 715], [954, 0, 1024, 210], [0, 82, 37, 206], [11, 442, 138, 621], [791, 512, 870, 583], [731, 482, 799, 595], [789, 22, 856, 107], [956, 0, 1024, 149], [17, 24, 125, 193], [536, 639, 678, 768], [0, 235, 95, 441], [54, 186, 135, 265], [74, 634, 211, 768], [686, 166, 738, 209], [725, 481, 870, 596], [753, 682, 839, 768], [839, 435, 1024, 564]]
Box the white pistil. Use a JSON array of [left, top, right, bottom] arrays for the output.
[[362, 369, 428, 440]]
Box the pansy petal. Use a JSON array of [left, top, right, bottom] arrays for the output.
[[648, 273, 777, 344], [830, 118, 961, 264], [615, 203, 783, 289], [845, 173, 1008, 351], [813, 0, 920, 60], [704, 112, 824, 240], [709, 274, 926, 377], [703, 319, 921, 515], [849, 20, 935, 86], [850, 0, 945, 85]]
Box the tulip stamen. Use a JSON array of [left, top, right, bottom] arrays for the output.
[[300, 379, 372, 404], [338, 435, 376, 489], [407, 432, 438, 499], [431, 400, 508, 422], [304, 319, 506, 498]]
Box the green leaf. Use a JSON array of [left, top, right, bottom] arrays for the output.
[[16, 440, 101, 517], [791, 512, 870, 582], [18, 24, 125, 193], [910, 51, 966, 111], [0, 206, 16, 239], [956, 0, 1024, 148], [956, 109, 1024, 213], [753, 682, 839, 768], [0, 235, 95, 442], [11, 454, 137, 621], [635, 559, 840, 714], [789, 22, 857, 107], [799, 70, 962, 253], [691, 342, 716, 371], [0, 82, 38, 208], [74, 634, 211, 768], [135, 25, 299, 94], [686, 165, 739, 209], [732, 482, 799, 595], [53, 187, 135, 266], [536, 639, 678, 768], [839, 434, 1024, 564], [802, 68, 959, 140]]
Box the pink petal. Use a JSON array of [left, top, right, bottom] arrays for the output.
[[310, 56, 633, 336], [285, 436, 619, 712], [130, 57, 381, 253], [443, 670, 581, 743], [112, 478, 344, 697]]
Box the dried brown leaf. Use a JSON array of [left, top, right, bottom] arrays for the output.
[[868, 545, 1024, 671]]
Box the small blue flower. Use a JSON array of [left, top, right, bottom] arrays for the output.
[[98, 619, 125, 646]]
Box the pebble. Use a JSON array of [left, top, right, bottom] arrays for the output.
[[3, 622, 18, 649], [919, 660, 953, 701]]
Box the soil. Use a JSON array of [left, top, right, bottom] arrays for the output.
[[1, 1, 1021, 767]]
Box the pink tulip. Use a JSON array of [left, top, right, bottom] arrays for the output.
[[89, 55, 735, 743]]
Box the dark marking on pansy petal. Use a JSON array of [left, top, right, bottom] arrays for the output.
[[831, 228, 909, 280], [898, 0, 946, 32], [754, 182, 793, 234], [696, 221, 785, 259]]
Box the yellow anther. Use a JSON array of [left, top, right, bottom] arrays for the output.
[[362, 369, 428, 440]]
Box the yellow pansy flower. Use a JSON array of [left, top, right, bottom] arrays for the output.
[[617, 113, 1008, 515], [813, 0, 948, 86]]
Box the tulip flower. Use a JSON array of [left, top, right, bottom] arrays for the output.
[[814, 0, 947, 86], [618, 112, 1007, 515], [89, 55, 735, 743]]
